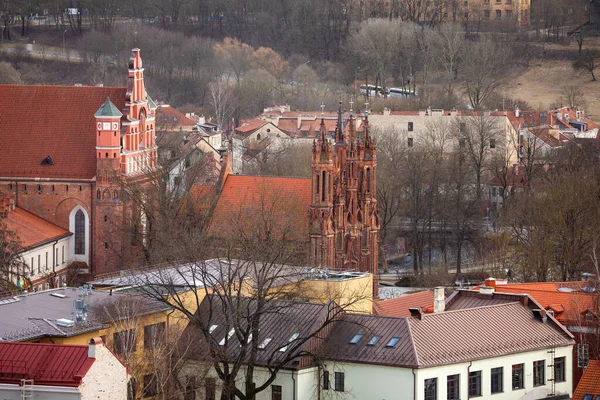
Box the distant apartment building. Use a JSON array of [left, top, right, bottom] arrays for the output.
[[355, 0, 530, 26]]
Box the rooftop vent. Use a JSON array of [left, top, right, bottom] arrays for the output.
[[50, 293, 67, 299], [41, 155, 53, 166], [479, 286, 494, 295], [56, 318, 75, 327], [557, 287, 575, 293]]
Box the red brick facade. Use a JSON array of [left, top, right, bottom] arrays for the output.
[[309, 105, 380, 296], [0, 49, 157, 281]]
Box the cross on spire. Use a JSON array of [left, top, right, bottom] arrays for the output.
[[349, 98, 354, 112], [364, 101, 369, 114], [320, 103, 325, 116]]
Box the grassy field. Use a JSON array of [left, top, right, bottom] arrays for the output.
[[500, 38, 600, 119]]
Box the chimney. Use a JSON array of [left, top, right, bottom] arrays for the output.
[[409, 307, 425, 320], [433, 287, 445, 313], [520, 295, 529, 307], [484, 278, 496, 289], [216, 150, 233, 195], [515, 108, 520, 118], [532, 309, 547, 323], [88, 337, 101, 358]]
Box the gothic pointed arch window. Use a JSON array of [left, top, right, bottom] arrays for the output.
[[74, 210, 85, 255], [96, 189, 101, 200]]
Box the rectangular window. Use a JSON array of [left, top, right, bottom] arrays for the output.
[[533, 360, 545, 386], [496, 9, 501, 19], [349, 333, 363, 344], [484, 9, 490, 18], [408, 137, 414, 147], [447, 374, 459, 400], [55, 248, 59, 266], [113, 329, 136, 355], [408, 122, 414, 131], [368, 336, 381, 345], [386, 337, 400, 347], [144, 322, 166, 349], [578, 343, 590, 367], [424, 378, 437, 400], [334, 372, 344, 392], [512, 363, 524, 389], [45, 252, 48, 270], [271, 385, 282, 400], [205, 378, 216, 400], [491, 367, 503, 393], [489, 138, 496, 148], [38, 255, 41, 274], [468, 371, 481, 397], [554, 357, 566, 382], [62, 246, 64, 263], [323, 371, 330, 390], [506, 9, 512, 18]]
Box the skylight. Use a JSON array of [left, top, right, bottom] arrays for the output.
[[386, 337, 400, 348], [279, 332, 299, 352], [367, 336, 381, 346], [258, 338, 272, 349], [349, 334, 363, 344], [219, 328, 235, 346], [209, 324, 218, 333]]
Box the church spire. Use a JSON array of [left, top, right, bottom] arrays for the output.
[[335, 101, 344, 143]]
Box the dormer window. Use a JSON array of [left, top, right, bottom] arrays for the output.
[[280, 332, 299, 352], [41, 155, 53, 166], [349, 334, 363, 344], [367, 336, 381, 346], [209, 324, 218, 333]]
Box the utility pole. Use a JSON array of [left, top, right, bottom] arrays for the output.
[[62, 29, 67, 53]]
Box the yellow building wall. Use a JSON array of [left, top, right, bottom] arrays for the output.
[[278, 274, 374, 314]]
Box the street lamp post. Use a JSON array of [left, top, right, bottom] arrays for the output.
[[62, 29, 67, 53]]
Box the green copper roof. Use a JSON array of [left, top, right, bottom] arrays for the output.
[[94, 98, 122, 117], [146, 93, 158, 110]]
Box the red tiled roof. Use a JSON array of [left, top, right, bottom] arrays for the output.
[[476, 282, 597, 325], [236, 119, 268, 134], [208, 175, 311, 240], [4, 207, 71, 251], [157, 105, 197, 126], [0, 342, 94, 387], [573, 360, 600, 400], [0, 85, 126, 179], [374, 291, 434, 317]]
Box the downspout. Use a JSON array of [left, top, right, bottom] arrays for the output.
[[291, 370, 296, 400], [90, 182, 94, 275], [412, 368, 417, 400]]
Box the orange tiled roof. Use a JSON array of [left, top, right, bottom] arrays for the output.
[[157, 105, 197, 126], [0, 85, 126, 179], [374, 290, 435, 317], [481, 282, 597, 325], [236, 119, 268, 134], [573, 360, 600, 400], [208, 175, 311, 241], [4, 207, 71, 251]]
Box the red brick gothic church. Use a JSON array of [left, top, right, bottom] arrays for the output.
[[309, 105, 380, 288], [0, 49, 157, 289], [211, 104, 380, 293]]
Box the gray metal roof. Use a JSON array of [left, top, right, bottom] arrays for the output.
[[0, 287, 170, 342]]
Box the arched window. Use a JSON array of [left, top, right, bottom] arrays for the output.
[[96, 190, 101, 200], [256, 133, 261, 141], [74, 210, 85, 255]]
